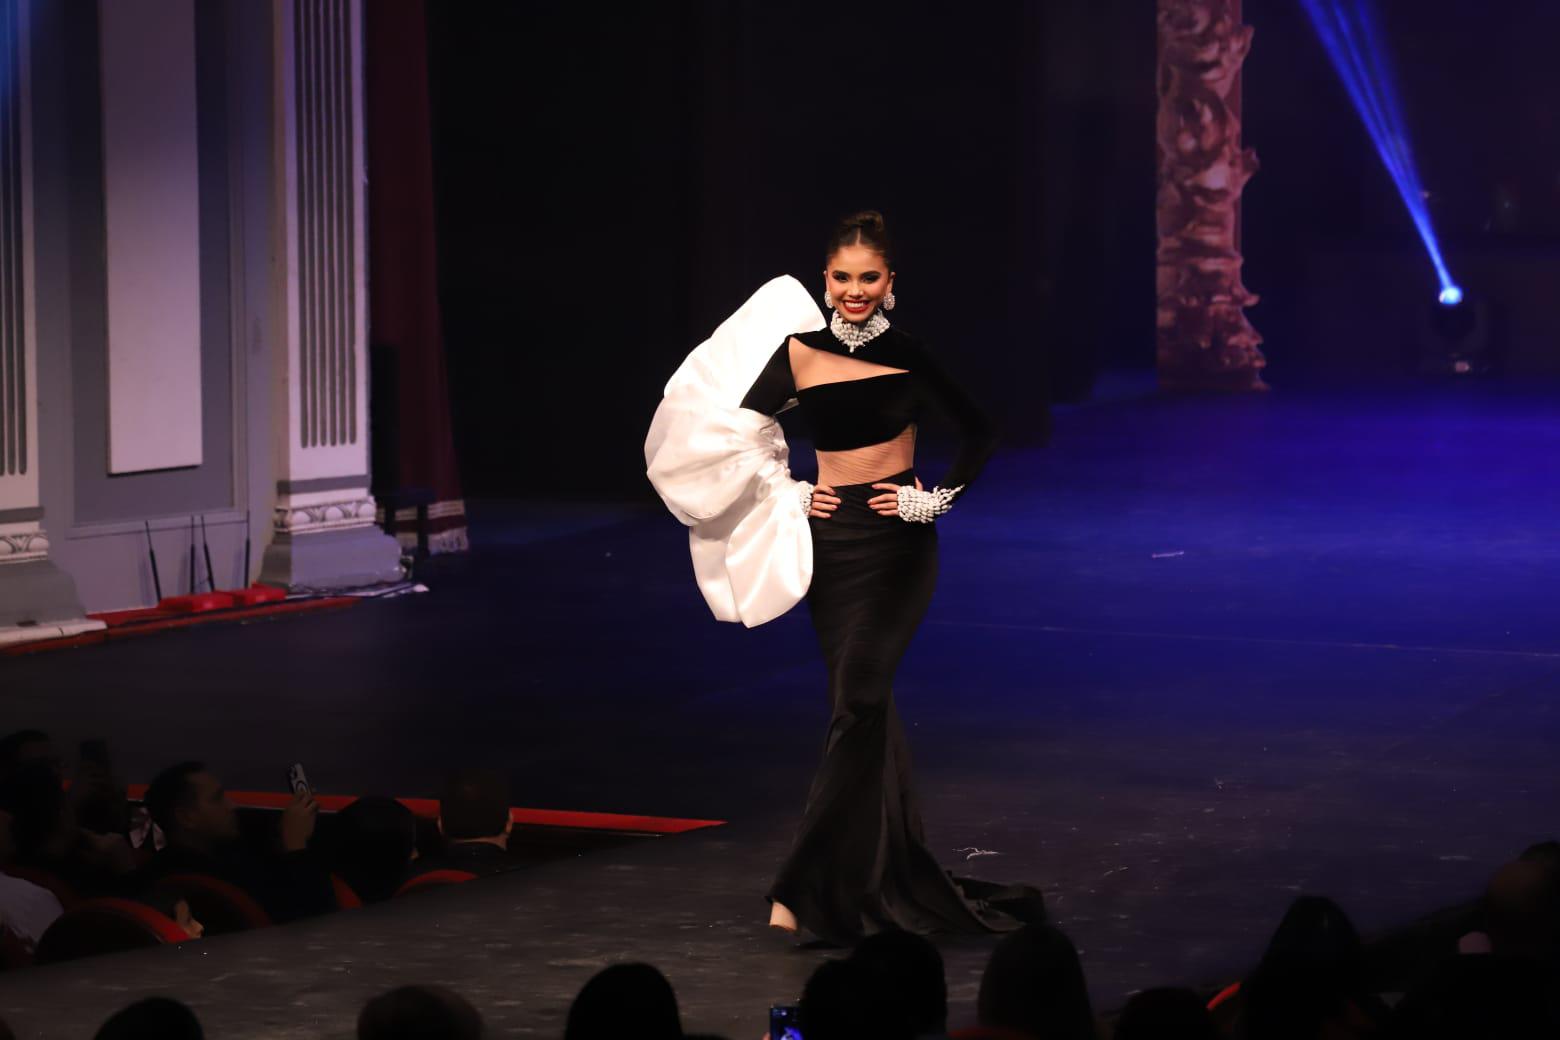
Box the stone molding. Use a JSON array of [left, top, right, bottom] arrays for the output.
[[273, 495, 378, 535], [0, 528, 49, 563]]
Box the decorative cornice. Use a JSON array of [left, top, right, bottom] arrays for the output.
[[0, 530, 49, 563], [273, 496, 378, 535]]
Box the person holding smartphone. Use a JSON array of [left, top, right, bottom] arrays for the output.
[[133, 761, 331, 922]]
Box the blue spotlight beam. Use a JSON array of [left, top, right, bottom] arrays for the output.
[[1300, 0, 1459, 299]]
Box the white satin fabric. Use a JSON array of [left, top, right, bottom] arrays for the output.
[[644, 275, 825, 626]]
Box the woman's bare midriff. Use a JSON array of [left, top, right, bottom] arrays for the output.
[[816, 425, 916, 487]]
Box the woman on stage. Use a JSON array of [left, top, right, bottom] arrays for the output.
[[646, 211, 1038, 945]]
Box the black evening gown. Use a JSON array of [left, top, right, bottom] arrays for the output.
[[742, 326, 1043, 945], [766, 469, 1019, 945]]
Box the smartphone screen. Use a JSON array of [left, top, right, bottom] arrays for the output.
[[769, 1005, 802, 1040]]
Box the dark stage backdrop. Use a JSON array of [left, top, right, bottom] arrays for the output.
[[425, 1, 1155, 498], [1243, 2, 1560, 376]]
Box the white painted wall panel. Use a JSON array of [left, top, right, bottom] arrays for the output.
[[100, 0, 203, 474]]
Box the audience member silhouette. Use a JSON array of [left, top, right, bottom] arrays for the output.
[[1483, 858, 1560, 959], [1239, 895, 1384, 1040], [94, 997, 203, 1040], [0, 759, 132, 896], [976, 924, 1095, 1040], [564, 962, 683, 1040], [1388, 858, 1560, 1037], [798, 956, 913, 1040], [70, 740, 132, 839], [1114, 987, 1217, 1040], [331, 795, 419, 902], [358, 984, 483, 1040], [0, 730, 57, 779], [850, 928, 949, 1037]]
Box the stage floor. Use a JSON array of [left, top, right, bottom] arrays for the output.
[[4, 378, 1560, 1037]]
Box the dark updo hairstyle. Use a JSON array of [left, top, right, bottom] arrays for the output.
[[826, 210, 893, 269]]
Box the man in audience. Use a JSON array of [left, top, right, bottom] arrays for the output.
[[413, 769, 522, 878], [134, 760, 332, 921], [359, 985, 482, 1040]]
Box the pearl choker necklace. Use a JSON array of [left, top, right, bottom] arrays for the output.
[[829, 309, 890, 353]]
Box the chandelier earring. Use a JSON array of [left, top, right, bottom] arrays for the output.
[[823, 288, 834, 309], [883, 290, 896, 311]]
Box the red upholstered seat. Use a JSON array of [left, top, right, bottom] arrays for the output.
[[1207, 980, 1242, 1010], [394, 869, 477, 897], [150, 873, 272, 934], [331, 873, 365, 909], [34, 898, 191, 964]]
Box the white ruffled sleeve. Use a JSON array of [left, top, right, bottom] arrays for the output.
[[643, 276, 824, 627]]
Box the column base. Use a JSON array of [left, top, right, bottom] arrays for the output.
[[0, 617, 107, 648], [0, 558, 96, 628], [259, 524, 406, 592]]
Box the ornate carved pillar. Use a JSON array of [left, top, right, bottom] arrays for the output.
[[1155, 0, 1266, 391], [0, 0, 99, 643], [259, 0, 402, 590]]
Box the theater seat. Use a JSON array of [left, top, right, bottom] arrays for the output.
[[150, 873, 272, 934], [34, 898, 191, 964], [394, 869, 477, 897], [332, 874, 365, 909], [1207, 980, 1241, 1010]]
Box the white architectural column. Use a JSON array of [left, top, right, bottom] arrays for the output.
[[259, 0, 401, 590], [0, 0, 100, 642]]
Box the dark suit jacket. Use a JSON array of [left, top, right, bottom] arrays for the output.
[[129, 844, 334, 922], [409, 840, 530, 880]]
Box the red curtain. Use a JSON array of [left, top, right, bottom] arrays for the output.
[[365, 0, 468, 552]]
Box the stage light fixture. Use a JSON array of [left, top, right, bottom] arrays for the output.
[[1301, 0, 1461, 303], [1416, 290, 1490, 376]]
